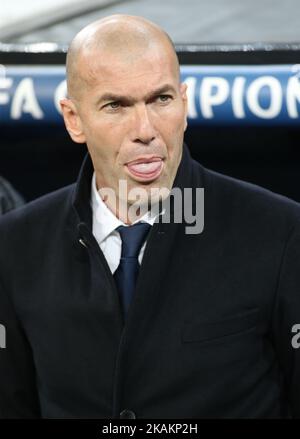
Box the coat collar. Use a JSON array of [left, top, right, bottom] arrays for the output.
[[71, 142, 197, 231]]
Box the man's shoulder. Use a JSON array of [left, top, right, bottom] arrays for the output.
[[0, 183, 75, 232], [0, 176, 24, 214], [193, 160, 300, 229]]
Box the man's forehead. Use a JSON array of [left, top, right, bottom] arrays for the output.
[[78, 48, 178, 99], [66, 16, 180, 99], [78, 45, 178, 89]]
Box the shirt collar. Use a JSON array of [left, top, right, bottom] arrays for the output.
[[91, 172, 159, 245], [72, 144, 196, 232]]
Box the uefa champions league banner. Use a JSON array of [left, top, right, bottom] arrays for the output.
[[0, 64, 300, 126]]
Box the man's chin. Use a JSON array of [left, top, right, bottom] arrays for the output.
[[126, 183, 170, 204]]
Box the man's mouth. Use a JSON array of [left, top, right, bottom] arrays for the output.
[[125, 157, 164, 182]]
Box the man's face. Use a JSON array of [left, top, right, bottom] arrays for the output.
[[63, 44, 188, 213]]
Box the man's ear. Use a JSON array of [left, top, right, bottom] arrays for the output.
[[60, 98, 86, 143], [180, 82, 188, 131]]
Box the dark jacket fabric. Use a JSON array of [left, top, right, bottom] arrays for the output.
[[0, 176, 24, 215], [0, 144, 300, 419]]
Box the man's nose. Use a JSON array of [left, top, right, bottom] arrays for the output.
[[132, 104, 156, 144]]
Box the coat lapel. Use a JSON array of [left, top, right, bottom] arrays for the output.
[[123, 144, 204, 326], [67, 144, 204, 332]]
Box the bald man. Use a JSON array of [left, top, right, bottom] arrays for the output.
[[61, 15, 187, 221], [0, 15, 300, 419]]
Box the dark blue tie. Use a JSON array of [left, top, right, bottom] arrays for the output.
[[114, 222, 151, 317]]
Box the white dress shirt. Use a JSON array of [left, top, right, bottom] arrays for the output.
[[91, 173, 161, 274]]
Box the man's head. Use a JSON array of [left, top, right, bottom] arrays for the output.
[[61, 14, 188, 222]]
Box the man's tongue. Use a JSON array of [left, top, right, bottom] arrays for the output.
[[127, 160, 161, 175]]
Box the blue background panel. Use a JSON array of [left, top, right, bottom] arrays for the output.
[[1, 64, 300, 126]]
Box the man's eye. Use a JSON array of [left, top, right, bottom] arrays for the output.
[[157, 94, 172, 103], [105, 101, 121, 110]]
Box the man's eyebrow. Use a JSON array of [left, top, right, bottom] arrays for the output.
[[96, 84, 177, 106], [147, 84, 177, 99]]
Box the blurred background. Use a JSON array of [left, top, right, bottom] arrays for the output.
[[1, 0, 300, 202]]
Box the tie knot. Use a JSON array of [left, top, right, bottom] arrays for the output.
[[117, 222, 151, 258]]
